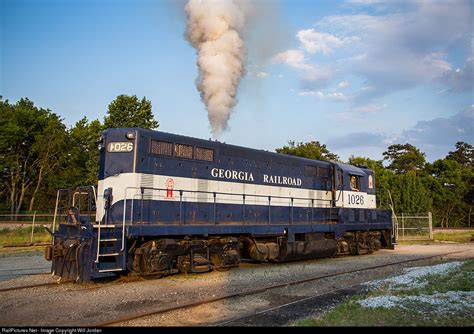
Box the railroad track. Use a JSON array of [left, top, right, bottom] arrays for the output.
[[94, 249, 471, 326], [0, 272, 118, 293]]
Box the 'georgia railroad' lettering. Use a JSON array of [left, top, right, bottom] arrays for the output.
[[210, 168, 255, 181], [210, 168, 302, 186]]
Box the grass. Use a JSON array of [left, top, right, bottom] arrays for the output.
[[0, 226, 51, 246], [433, 232, 473, 243], [396, 230, 473, 244], [0, 245, 48, 255], [294, 259, 474, 327]]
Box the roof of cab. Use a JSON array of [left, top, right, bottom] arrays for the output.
[[334, 162, 368, 176]]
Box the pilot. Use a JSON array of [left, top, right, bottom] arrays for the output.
[[350, 176, 359, 192]]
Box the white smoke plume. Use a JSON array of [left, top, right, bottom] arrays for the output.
[[185, 0, 251, 138]]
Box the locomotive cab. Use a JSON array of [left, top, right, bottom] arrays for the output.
[[333, 163, 376, 209]]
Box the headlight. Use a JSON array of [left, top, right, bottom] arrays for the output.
[[126, 132, 136, 140]]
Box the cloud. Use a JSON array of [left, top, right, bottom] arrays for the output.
[[271, 49, 332, 81], [440, 55, 474, 92], [298, 90, 349, 101], [296, 29, 357, 55], [256, 71, 268, 78], [328, 105, 474, 161], [274, 1, 471, 103], [338, 81, 350, 89], [400, 105, 474, 146], [315, 1, 471, 98], [349, 103, 387, 114]]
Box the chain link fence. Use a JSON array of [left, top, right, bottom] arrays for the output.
[[393, 212, 433, 241]]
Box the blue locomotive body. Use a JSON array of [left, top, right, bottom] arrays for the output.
[[46, 128, 394, 282]]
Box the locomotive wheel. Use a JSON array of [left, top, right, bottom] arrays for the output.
[[210, 253, 231, 272]]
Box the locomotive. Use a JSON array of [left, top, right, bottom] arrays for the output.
[[45, 127, 394, 282]]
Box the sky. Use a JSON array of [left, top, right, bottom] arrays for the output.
[[1, 0, 473, 162]]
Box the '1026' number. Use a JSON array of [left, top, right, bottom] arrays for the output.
[[348, 194, 364, 205], [107, 142, 134, 153]]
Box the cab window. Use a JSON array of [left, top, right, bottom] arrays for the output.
[[350, 175, 360, 192]]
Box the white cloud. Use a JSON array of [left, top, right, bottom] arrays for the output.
[[296, 29, 356, 55], [256, 71, 268, 78], [316, 1, 471, 98], [338, 81, 350, 89], [299, 90, 349, 101], [271, 0, 472, 107], [271, 49, 332, 82], [272, 49, 305, 66], [349, 103, 387, 114]]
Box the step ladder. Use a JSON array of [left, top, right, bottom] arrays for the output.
[[93, 224, 124, 273]]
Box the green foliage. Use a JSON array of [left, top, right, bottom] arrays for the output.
[[424, 159, 473, 227], [447, 141, 473, 168], [389, 172, 432, 214], [0, 97, 69, 213], [63, 117, 103, 188], [104, 94, 159, 129], [276, 140, 339, 161], [383, 143, 426, 174]]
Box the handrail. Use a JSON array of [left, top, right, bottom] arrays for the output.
[[52, 190, 60, 233], [119, 185, 334, 244], [72, 191, 90, 207], [137, 186, 334, 205]]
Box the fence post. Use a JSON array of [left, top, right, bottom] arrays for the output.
[[401, 213, 405, 240], [428, 211, 433, 240], [392, 213, 398, 242], [30, 211, 36, 243]]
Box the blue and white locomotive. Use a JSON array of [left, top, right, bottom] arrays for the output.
[[45, 127, 394, 282]]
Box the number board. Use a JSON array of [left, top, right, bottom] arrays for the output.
[[347, 193, 365, 206], [107, 142, 134, 153]]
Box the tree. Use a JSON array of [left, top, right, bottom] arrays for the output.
[[383, 143, 426, 175], [104, 94, 159, 129], [447, 141, 473, 168], [61, 117, 103, 188], [424, 159, 471, 227], [389, 172, 432, 215], [0, 98, 68, 213], [27, 113, 68, 211], [276, 140, 339, 161]]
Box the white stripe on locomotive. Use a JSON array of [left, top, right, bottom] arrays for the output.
[[96, 173, 375, 222]]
